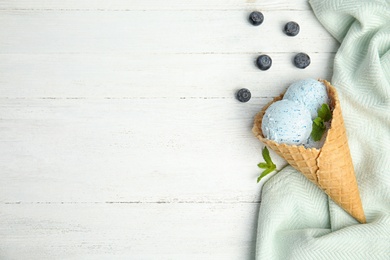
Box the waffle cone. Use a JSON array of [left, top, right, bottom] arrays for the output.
[[252, 80, 365, 223]]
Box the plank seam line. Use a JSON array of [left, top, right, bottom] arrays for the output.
[[0, 97, 270, 100], [2, 201, 261, 204], [0, 8, 309, 12], [0, 52, 336, 55]]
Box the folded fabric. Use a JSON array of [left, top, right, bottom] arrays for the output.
[[255, 0, 390, 259]]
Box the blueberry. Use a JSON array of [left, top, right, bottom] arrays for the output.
[[284, 21, 300, 36], [256, 55, 272, 70], [249, 11, 264, 26], [236, 88, 251, 103], [294, 53, 310, 69]]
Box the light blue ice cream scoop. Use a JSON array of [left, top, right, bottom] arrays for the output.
[[261, 100, 312, 145], [283, 78, 329, 119]]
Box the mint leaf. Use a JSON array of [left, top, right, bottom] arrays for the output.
[[318, 103, 332, 122], [257, 147, 277, 183], [262, 146, 273, 166], [313, 117, 324, 127], [311, 120, 325, 141], [257, 165, 276, 183], [257, 162, 268, 169], [310, 103, 332, 142]]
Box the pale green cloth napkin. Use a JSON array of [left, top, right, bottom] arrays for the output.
[[256, 0, 390, 259]]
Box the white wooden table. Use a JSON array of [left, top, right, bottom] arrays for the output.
[[0, 1, 338, 259]]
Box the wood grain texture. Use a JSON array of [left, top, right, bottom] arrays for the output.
[[0, 203, 259, 259], [0, 98, 286, 203], [0, 10, 337, 54], [0, 53, 334, 98], [0, 0, 336, 258], [0, 0, 310, 11]]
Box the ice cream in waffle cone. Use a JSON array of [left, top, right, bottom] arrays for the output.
[[252, 79, 366, 223]]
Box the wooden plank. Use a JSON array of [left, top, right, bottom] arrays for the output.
[[0, 203, 259, 259], [0, 98, 286, 203], [0, 0, 336, 259], [0, 10, 338, 54], [0, 53, 334, 98], [0, 0, 310, 11]]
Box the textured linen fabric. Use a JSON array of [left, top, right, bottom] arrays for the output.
[[255, 0, 390, 259]]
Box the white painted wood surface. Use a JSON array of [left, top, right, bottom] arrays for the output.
[[0, 1, 338, 259]]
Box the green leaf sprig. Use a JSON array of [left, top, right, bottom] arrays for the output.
[[311, 103, 332, 141], [257, 147, 276, 183]]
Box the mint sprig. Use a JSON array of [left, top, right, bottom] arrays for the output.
[[311, 103, 332, 141], [257, 147, 276, 183]]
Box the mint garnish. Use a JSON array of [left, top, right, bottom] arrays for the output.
[[257, 147, 277, 183], [311, 103, 332, 141]]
